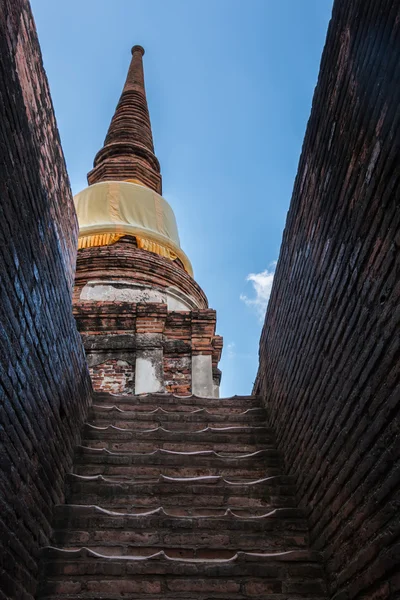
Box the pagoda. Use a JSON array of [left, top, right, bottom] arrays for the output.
[[72, 46, 223, 396]]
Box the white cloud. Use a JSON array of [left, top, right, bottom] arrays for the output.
[[240, 262, 276, 321]]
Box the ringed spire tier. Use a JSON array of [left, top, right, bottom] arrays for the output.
[[88, 45, 162, 193], [75, 45, 192, 275]]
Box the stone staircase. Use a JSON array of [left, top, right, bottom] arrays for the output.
[[37, 393, 326, 599]]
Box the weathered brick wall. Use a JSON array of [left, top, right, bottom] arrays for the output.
[[255, 1, 400, 598], [90, 359, 135, 394], [0, 1, 92, 598], [164, 312, 193, 395], [74, 301, 222, 395], [74, 239, 208, 309]]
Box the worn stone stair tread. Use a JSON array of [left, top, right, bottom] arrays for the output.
[[73, 449, 281, 477], [53, 539, 308, 552], [84, 424, 275, 447], [67, 473, 294, 494], [39, 596, 328, 600], [84, 424, 272, 434], [74, 446, 280, 468], [55, 503, 305, 518], [67, 472, 294, 486], [92, 405, 266, 415], [83, 426, 273, 439], [66, 473, 297, 508], [52, 506, 308, 544], [40, 547, 327, 597], [83, 422, 274, 440], [89, 422, 264, 432], [93, 392, 262, 408], [40, 596, 328, 600], [66, 499, 297, 511], [91, 405, 266, 416], [76, 446, 277, 459], [42, 545, 323, 563], [83, 441, 274, 454], [66, 501, 298, 512], [60, 503, 296, 516], [92, 404, 266, 416], [73, 468, 280, 480], [89, 410, 265, 424]]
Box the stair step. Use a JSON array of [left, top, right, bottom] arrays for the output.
[[40, 592, 326, 600], [55, 503, 305, 520], [40, 593, 327, 600], [79, 440, 276, 454], [76, 446, 279, 458], [53, 503, 307, 527], [52, 504, 308, 551], [83, 439, 273, 453], [83, 422, 274, 441], [39, 547, 326, 599], [67, 473, 297, 509], [92, 393, 262, 410], [74, 466, 279, 478], [89, 407, 266, 425], [93, 404, 263, 415], [73, 447, 281, 478]]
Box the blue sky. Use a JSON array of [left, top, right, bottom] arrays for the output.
[[31, 0, 333, 396]]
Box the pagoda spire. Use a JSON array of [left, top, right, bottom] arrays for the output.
[[87, 45, 162, 193]]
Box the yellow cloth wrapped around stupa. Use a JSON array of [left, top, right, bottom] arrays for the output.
[[74, 181, 193, 276]]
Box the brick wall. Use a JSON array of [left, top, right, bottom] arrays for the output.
[[74, 301, 222, 395], [0, 1, 92, 598], [90, 359, 135, 394], [74, 239, 208, 309], [254, 1, 400, 598]]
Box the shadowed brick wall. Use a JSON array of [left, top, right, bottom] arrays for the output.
[[0, 0, 92, 598], [254, 0, 400, 598]]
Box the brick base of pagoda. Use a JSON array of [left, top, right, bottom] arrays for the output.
[[73, 301, 222, 397]]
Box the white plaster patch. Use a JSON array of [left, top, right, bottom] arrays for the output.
[[135, 354, 163, 394], [166, 295, 192, 311], [192, 354, 214, 398], [80, 280, 196, 310], [80, 281, 164, 303]]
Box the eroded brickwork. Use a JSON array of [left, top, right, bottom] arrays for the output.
[[0, 1, 92, 598], [255, 1, 400, 598], [73, 238, 208, 309], [90, 359, 135, 394], [74, 300, 222, 395]]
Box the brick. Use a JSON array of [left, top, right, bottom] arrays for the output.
[[244, 580, 282, 595], [0, 1, 91, 598], [167, 578, 240, 593], [73, 260, 222, 394], [254, 1, 400, 599], [86, 579, 162, 593]]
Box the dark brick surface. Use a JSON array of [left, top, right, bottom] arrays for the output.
[[255, 1, 400, 598], [0, 0, 92, 598], [37, 393, 327, 599]]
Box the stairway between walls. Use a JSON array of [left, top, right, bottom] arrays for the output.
[[37, 392, 326, 599]]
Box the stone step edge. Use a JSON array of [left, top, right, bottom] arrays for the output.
[[76, 446, 276, 459], [93, 393, 262, 403], [42, 546, 321, 564], [85, 424, 272, 435], [54, 504, 304, 521], [91, 405, 266, 416], [67, 473, 292, 486], [39, 595, 327, 600]]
